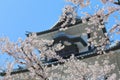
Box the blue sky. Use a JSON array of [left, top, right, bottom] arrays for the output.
[[0, 0, 119, 42], [0, 0, 65, 41]]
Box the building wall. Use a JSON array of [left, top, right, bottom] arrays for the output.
[[8, 50, 120, 80], [47, 50, 120, 80]]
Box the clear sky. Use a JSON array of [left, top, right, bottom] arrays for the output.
[[0, 0, 119, 42], [0, 0, 65, 41]]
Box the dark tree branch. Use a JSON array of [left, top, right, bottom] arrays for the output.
[[114, 0, 120, 5]]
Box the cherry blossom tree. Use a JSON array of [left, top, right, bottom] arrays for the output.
[[0, 33, 64, 80], [0, 0, 120, 80]]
